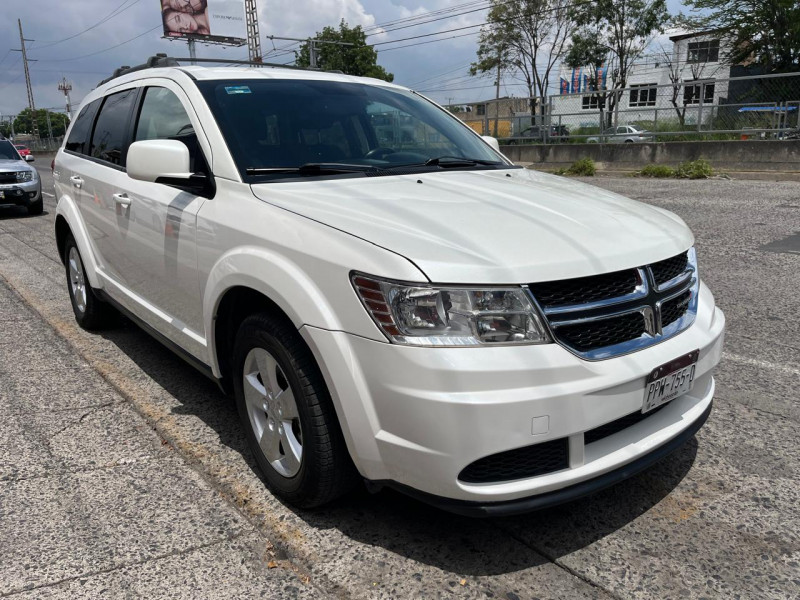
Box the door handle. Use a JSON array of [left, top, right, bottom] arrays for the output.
[[69, 175, 83, 189], [113, 193, 131, 208]]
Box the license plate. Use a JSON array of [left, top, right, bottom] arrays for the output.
[[643, 349, 699, 413]]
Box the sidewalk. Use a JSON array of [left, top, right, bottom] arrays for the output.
[[0, 276, 323, 599]]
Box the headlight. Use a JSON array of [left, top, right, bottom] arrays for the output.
[[15, 171, 33, 182], [352, 274, 551, 346]]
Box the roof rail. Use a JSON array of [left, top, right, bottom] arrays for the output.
[[97, 54, 344, 87], [97, 53, 180, 86]]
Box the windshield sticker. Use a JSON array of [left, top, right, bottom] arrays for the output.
[[225, 85, 251, 95]]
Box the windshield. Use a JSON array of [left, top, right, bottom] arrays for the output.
[[197, 79, 508, 181], [0, 141, 21, 160]]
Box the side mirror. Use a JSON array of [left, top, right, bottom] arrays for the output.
[[127, 139, 191, 183], [25, 155, 34, 162], [482, 135, 501, 152]]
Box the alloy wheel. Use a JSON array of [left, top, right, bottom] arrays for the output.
[[242, 347, 303, 477]]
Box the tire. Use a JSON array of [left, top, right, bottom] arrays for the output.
[[232, 312, 357, 508], [64, 234, 115, 330], [27, 197, 43, 216]]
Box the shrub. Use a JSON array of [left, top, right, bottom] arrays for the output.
[[675, 158, 713, 179], [566, 157, 596, 176], [637, 164, 675, 178]]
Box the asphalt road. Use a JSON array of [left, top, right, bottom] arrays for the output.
[[0, 165, 798, 599]]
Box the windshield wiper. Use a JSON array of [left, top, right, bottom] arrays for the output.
[[424, 156, 503, 167], [246, 163, 377, 176]]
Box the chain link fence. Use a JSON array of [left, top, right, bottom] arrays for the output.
[[459, 72, 800, 144]]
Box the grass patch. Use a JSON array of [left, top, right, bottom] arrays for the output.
[[557, 157, 597, 176], [636, 164, 676, 178], [633, 158, 714, 179], [675, 158, 714, 179]]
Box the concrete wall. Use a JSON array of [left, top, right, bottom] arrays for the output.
[[500, 140, 800, 172]]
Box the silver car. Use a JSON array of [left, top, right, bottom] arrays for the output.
[[0, 138, 42, 215], [588, 125, 653, 144]]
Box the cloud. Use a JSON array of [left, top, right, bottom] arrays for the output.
[[0, 0, 496, 117]]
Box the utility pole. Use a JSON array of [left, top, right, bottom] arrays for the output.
[[493, 55, 502, 137], [244, 0, 262, 63], [13, 19, 39, 139], [308, 39, 318, 69], [264, 36, 353, 70], [58, 78, 73, 116]]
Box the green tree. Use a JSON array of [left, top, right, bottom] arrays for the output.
[[680, 0, 800, 73], [12, 108, 70, 138], [566, 0, 669, 127], [471, 0, 575, 118], [296, 20, 393, 82]]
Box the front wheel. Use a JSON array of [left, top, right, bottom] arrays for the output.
[[232, 313, 357, 508]]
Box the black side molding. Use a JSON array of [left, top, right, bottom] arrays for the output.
[[95, 288, 226, 393], [372, 401, 712, 518]]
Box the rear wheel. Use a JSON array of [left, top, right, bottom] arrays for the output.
[[64, 234, 115, 330], [233, 312, 357, 508]]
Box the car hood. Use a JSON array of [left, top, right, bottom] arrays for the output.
[[251, 168, 693, 283], [0, 159, 31, 173]]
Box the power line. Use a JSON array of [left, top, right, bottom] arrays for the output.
[[378, 30, 481, 52], [33, 0, 144, 50], [366, 2, 495, 37]]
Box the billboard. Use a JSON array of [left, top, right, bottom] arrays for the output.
[[161, 0, 246, 45]]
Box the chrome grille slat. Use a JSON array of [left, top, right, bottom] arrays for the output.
[[528, 249, 698, 360]]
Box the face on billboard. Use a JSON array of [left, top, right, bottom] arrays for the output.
[[161, 0, 246, 42]]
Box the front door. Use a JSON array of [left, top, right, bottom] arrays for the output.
[[112, 83, 210, 357]]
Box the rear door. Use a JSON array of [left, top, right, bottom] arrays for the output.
[[78, 87, 140, 287]]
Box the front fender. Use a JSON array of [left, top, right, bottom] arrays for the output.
[[204, 246, 352, 377], [55, 193, 102, 290]]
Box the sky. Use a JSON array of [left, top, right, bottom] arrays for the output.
[[0, 0, 689, 119]]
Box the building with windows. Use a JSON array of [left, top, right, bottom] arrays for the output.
[[551, 30, 733, 129]]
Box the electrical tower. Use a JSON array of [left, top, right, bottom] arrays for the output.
[[13, 19, 39, 139], [244, 0, 262, 63], [58, 78, 73, 116]]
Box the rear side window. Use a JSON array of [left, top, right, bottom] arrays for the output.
[[65, 99, 101, 155], [90, 89, 137, 166], [134, 86, 208, 173]]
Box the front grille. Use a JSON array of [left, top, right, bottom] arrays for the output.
[[557, 312, 646, 352], [529, 249, 698, 359], [0, 172, 18, 184], [530, 269, 638, 308], [661, 290, 691, 329], [651, 252, 689, 286], [584, 403, 668, 445], [459, 438, 569, 483]]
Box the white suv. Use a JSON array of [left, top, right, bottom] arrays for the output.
[[54, 57, 725, 515]]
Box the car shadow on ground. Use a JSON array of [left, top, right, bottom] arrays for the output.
[[0, 206, 49, 220], [98, 316, 697, 577]]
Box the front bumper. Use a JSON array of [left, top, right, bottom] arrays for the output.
[[0, 179, 41, 206], [301, 281, 725, 507]]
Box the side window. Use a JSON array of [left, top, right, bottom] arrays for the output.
[[134, 86, 207, 173], [90, 89, 138, 166], [65, 99, 101, 155]]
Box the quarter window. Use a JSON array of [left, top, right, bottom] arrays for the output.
[[65, 99, 101, 155], [90, 89, 137, 166]]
